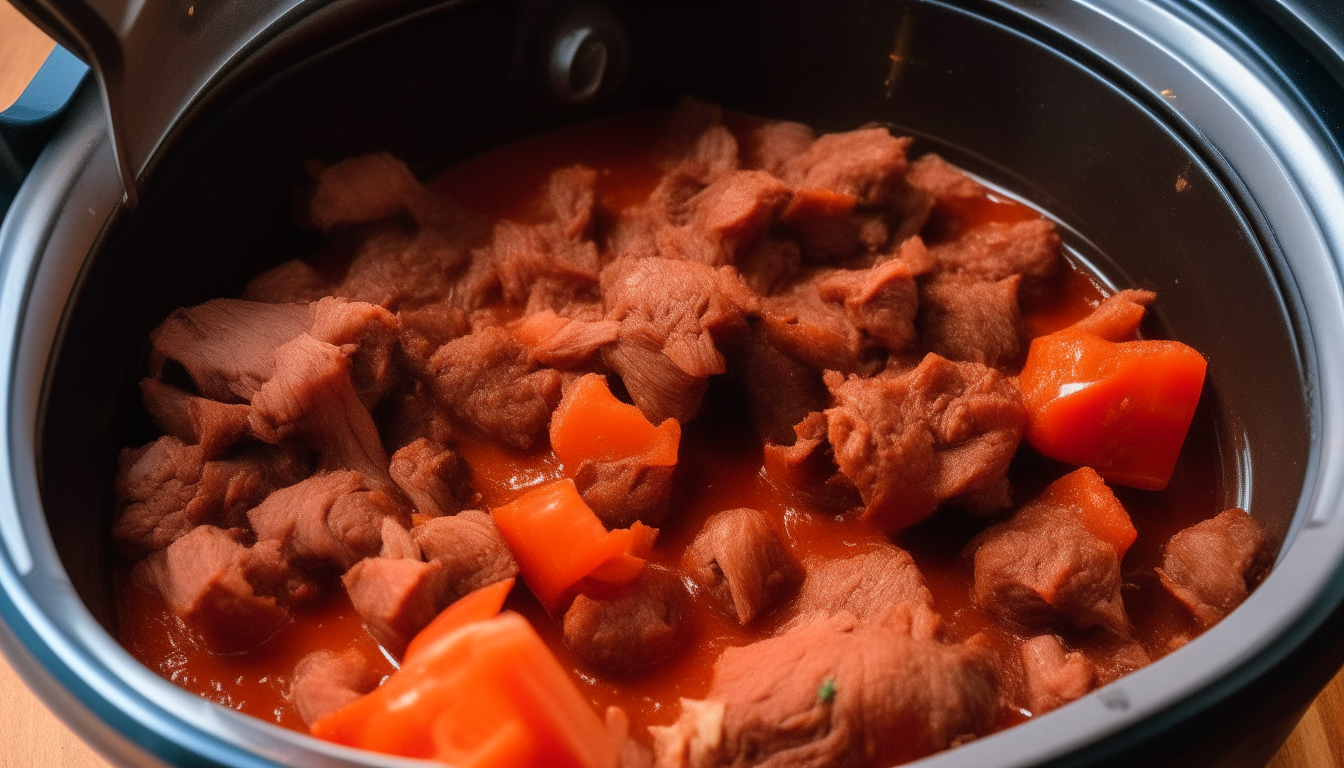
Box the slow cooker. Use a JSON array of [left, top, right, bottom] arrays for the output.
[[1, 0, 1343, 766]]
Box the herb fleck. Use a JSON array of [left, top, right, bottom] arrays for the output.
[[817, 678, 837, 703]]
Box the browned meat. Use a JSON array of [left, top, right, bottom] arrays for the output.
[[112, 437, 309, 554], [736, 323, 830, 445], [758, 281, 879, 376], [139, 378, 250, 458], [682, 508, 799, 625], [652, 612, 999, 768], [562, 566, 691, 678], [512, 309, 620, 369], [248, 470, 405, 570], [790, 548, 935, 632], [149, 299, 309, 403], [763, 411, 863, 514], [411, 510, 520, 603], [824, 354, 1026, 531], [396, 302, 470, 374], [607, 707, 657, 768], [378, 517, 421, 560], [427, 326, 563, 450], [968, 491, 1131, 636], [248, 333, 394, 489], [291, 648, 380, 727], [1069, 288, 1156, 342], [1019, 635, 1095, 715], [918, 275, 1024, 368], [1156, 509, 1268, 628], [134, 525, 289, 653], [306, 297, 401, 408], [574, 456, 675, 529], [816, 255, 924, 352], [343, 556, 446, 657], [655, 170, 792, 267], [780, 128, 914, 208], [661, 99, 739, 184], [389, 438, 469, 519], [333, 223, 478, 311], [601, 258, 755, 423], [374, 381, 455, 452], [906, 153, 987, 204], [306, 152, 425, 233], [928, 219, 1061, 294], [241, 259, 330, 305], [744, 120, 815, 176]]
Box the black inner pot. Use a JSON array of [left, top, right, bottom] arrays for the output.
[[37, 0, 1309, 645]]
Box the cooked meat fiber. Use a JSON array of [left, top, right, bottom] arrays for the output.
[[682, 508, 800, 625], [428, 326, 563, 450], [1068, 288, 1156, 342], [291, 649, 380, 727], [790, 548, 936, 632], [744, 120, 815, 177], [389, 438, 469, 518], [574, 456, 675, 529], [395, 302, 470, 374], [242, 259, 331, 305], [1156, 509, 1268, 628], [343, 556, 446, 657], [139, 379, 251, 459], [512, 309, 620, 369], [763, 412, 863, 514], [135, 525, 289, 653], [411, 510, 519, 603], [736, 324, 830, 446], [654, 170, 792, 268], [906, 153, 988, 205], [248, 470, 405, 570], [918, 275, 1024, 368], [1019, 635, 1095, 715], [779, 127, 913, 208], [306, 296, 401, 409], [928, 219, 1061, 294], [968, 492, 1132, 637], [757, 280, 879, 377], [824, 354, 1026, 531], [379, 517, 421, 560], [149, 299, 310, 403], [306, 152, 427, 233], [815, 252, 924, 352], [563, 566, 691, 678], [652, 612, 999, 768]]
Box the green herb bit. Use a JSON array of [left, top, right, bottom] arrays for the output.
[[817, 677, 837, 703]]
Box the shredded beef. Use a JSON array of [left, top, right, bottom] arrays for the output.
[[682, 508, 800, 625], [1019, 634, 1095, 715], [388, 438, 469, 519], [563, 566, 692, 678], [139, 378, 251, 459], [248, 470, 405, 570], [1156, 509, 1268, 628], [291, 648, 380, 727], [306, 297, 401, 408], [149, 299, 309, 403], [824, 354, 1025, 531], [918, 275, 1024, 368], [411, 510, 519, 603]]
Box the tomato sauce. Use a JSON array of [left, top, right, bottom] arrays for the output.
[[114, 111, 1223, 741]]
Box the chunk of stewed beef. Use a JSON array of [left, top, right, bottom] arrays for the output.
[[241, 259, 331, 305], [763, 412, 863, 514], [411, 510, 520, 604], [395, 302, 471, 374], [428, 326, 563, 450], [736, 324, 830, 446], [334, 223, 480, 311], [682, 508, 800, 625], [652, 610, 999, 768], [654, 170, 792, 268], [139, 378, 251, 459], [928, 219, 1061, 295], [306, 296, 401, 409], [562, 566, 691, 678], [305, 152, 426, 233], [343, 556, 447, 657], [789, 547, 936, 632], [780, 128, 914, 208], [905, 153, 987, 205], [135, 525, 289, 653], [815, 254, 924, 353], [757, 280, 880, 376], [574, 456, 675, 530], [248, 470, 405, 570], [968, 490, 1132, 636], [824, 354, 1026, 531], [1068, 288, 1157, 342], [744, 120, 816, 177], [918, 275, 1024, 368], [389, 438, 469, 519], [291, 648, 381, 727], [1019, 634, 1095, 715], [486, 177, 602, 312], [512, 309, 621, 370], [1156, 508, 1268, 628]]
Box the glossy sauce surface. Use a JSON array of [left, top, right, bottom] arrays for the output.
[[116, 111, 1220, 740]]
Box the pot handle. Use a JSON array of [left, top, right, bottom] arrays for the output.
[[8, 0, 312, 208]]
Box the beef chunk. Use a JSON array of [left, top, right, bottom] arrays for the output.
[[969, 489, 1131, 636], [343, 556, 446, 656], [306, 152, 426, 233], [334, 223, 478, 311], [601, 258, 755, 423], [1156, 508, 1268, 628], [906, 153, 987, 204], [745, 120, 816, 176], [139, 378, 250, 459], [918, 275, 1024, 367], [396, 302, 470, 373], [249, 470, 405, 569], [306, 297, 401, 409], [112, 437, 308, 554], [736, 324, 829, 446], [375, 380, 455, 452], [682, 508, 799, 625], [428, 326, 563, 449], [562, 566, 691, 678], [928, 219, 1061, 294], [758, 280, 879, 376], [135, 525, 289, 653], [389, 438, 469, 518], [780, 128, 914, 207], [824, 354, 1026, 531], [1069, 288, 1156, 342], [411, 510, 519, 603], [816, 255, 923, 352], [790, 548, 935, 631], [661, 99, 739, 184], [291, 649, 380, 727], [512, 309, 620, 369], [248, 333, 393, 490], [655, 170, 792, 267], [379, 517, 421, 560], [574, 457, 675, 529], [652, 612, 999, 768], [149, 299, 309, 403], [1019, 635, 1094, 715], [763, 412, 863, 514], [241, 259, 331, 304]]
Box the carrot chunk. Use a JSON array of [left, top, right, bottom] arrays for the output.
[[312, 612, 618, 768], [1020, 329, 1206, 491], [1037, 467, 1137, 558], [403, 578, 515, 665], [491, 479, 655, 613], [550, 373, 680, 469]]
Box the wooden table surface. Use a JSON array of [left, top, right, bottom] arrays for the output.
[[1, 2, 1342, 767]]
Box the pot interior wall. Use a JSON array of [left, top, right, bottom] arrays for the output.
[[38, 0, 1309, 632]]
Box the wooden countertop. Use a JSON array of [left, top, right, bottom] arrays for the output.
[[1, 3, 1342, 767]]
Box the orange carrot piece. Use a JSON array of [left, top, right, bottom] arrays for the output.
[[550, 373, 680, 469], [1020, 329, 1206, 491], [312, 612, 619, 768], [491, 479, 654, 613], [403, 578, 514, 666], [1037, 467, 1137, 558]]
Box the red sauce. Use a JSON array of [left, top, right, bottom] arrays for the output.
[[115, 111, 1221, 742]]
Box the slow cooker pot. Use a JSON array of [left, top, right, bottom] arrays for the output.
[[2, 1, 1344, 766]]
